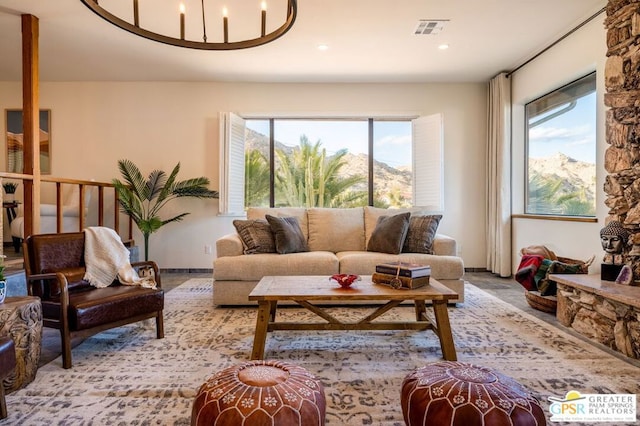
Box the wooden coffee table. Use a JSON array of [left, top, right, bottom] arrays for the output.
[[248, 275, 458, 361]]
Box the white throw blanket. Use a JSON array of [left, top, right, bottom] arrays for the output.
[[83, 227, 156, 289]]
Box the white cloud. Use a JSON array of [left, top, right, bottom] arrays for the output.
[[376, 134, 411, 147], [529, 125, 592, 143]]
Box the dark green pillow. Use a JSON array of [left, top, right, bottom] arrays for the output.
[[402, 215, 442, 254], [367, 212, 411, 254], [265, 215, 309, 254]]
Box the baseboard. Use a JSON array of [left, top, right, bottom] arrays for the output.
[[464, 267, 489, 272], [160, 268, 213, 274]]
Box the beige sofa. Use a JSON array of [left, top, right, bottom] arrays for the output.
[[213, 206, 465, 305]]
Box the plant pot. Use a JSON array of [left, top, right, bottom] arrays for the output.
[[0, 280, 6, 303], [4, 194, 14, 203]]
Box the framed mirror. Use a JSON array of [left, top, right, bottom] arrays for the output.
[[5, 109, 51, 174]]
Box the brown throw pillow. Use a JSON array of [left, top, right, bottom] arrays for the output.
[[233, 219, 276, 254], [366, 212, 411, 254], [402, 215, 442, 254], [266, 215, 309, 254]]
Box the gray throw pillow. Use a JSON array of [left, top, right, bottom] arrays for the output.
[[366, 212, 411, 254], [402, 215, 442, 254], [265, 215, 309, 254], [233, 219, 276, 254]]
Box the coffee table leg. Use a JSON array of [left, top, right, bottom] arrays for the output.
[[432, 300, 457, 361], [414, 300, 427, 321], [251, 301, 272, 360], [269, 300, 277, 323]]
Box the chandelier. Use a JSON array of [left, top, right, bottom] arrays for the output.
[[80, 0, 297, 50]]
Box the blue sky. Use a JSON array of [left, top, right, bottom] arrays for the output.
[[528, 92, 596, 164], [246, 119, 412, 169]]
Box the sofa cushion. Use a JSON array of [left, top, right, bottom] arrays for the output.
[[336, 251, 464, 280], [233, 219, 276, 254], [307, 208, 365, 252], [402, 215, 442, 254], [367, 212, 410, 254], [266, 215, 309, 254], [248, 208, 309, 240], [214, 252, 339, 281]]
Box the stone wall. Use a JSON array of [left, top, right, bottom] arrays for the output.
[[604, 0, 640, 278], [557, 283, 640, 358]]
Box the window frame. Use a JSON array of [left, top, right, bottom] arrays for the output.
[[219, 113, 444, 215], [523, 72, 597, 219]]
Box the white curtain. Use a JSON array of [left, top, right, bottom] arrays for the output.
[[486, 73, 512, 277]]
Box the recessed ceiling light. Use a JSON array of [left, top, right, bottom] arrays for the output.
[[317, 44, 329, 51], [438, 44, 449, 50]]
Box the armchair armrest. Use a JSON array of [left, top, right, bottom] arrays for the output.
[[25, 271, 71, 309], [25, 272, 58, 282]]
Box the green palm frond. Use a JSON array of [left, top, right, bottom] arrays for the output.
[[117, 159, 148, 200], [114, 159, 219, 260]]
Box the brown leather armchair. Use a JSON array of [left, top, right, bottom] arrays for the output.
[[0, 337, 16, 419], [23, 232, 164, 369]]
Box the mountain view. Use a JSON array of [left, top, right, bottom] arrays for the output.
[[247, 128, 595, 214], [528, 152, 596, 215], [245, 128, 412, 206]]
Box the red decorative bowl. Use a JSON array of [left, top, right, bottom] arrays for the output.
[[330, 274, 359, 288]]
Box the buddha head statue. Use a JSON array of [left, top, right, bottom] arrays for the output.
[[600, 220, 629, 255]]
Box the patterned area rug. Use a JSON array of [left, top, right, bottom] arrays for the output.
[[5, 279, 640, 425]]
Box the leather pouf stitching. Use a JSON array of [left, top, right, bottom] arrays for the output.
[[192, 360, 326, 425]]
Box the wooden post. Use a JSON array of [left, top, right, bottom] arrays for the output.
[[21, 14, 41, 237]]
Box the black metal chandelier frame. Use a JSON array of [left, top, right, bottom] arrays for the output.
[[80, 0, 297, 50]]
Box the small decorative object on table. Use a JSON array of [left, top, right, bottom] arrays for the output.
[[615, 264, 633, 285], [329, 274, 359, 288], [600, 221, 628, 281], [0, 255, 6, 304], [375, 261, 431, 278], [373, 262, 430, 289], [2, 183, 17, 203]]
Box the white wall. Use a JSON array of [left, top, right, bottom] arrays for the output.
[[511, 13, 607, 272], [0, 81, 487, 269]]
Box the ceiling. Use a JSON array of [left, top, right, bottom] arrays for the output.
[[0, 0, 606, 83]]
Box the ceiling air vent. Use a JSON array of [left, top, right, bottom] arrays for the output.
[[414, 20, 449, 35]]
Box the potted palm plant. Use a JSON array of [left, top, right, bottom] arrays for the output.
[[112, 159, 219, 261]]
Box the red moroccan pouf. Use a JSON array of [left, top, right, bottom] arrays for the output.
[[191, 360, 326, 426], [401, 361, 546, 426]]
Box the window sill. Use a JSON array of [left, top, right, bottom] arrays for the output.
[[512, 214, 598, 223]]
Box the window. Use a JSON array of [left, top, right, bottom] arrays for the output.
[[525, 72, 596, 217], [219, 114, 443, 214]]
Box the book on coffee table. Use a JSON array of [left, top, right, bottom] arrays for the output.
[[372, 272, 430, 289], [375, 262, 431, 278]]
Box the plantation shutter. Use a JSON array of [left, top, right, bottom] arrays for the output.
[[412, 113, 444, 211], [219, 112, 246, 215]]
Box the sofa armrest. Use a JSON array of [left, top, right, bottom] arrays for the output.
[[216, 233, 244, 257], [433, 234, 457, 256]]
